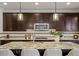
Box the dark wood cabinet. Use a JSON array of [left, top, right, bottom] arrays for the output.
[[65, 14, 78, 31], [3, 13, 79, 31]]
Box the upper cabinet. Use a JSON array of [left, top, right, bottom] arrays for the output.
[[65, 14, 78, 31], [3, 13, 79, 31]]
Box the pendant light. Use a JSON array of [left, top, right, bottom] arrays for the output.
[[18, 2, 23, 21], [53, 2, 59, 21]]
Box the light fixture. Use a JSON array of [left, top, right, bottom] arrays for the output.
[[66, 2, 71, 5], [3, 2, 8, 5], [35, 2, 39, 6], [53, 2, 59, 21], [53, 14, 59, 20], [35, 13, 40, 16], [18, 2, 23, 21]]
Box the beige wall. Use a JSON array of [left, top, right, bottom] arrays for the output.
[[0, 7, 3, 32]]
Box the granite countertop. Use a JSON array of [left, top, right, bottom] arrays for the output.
[[0, 42, 79, 49]]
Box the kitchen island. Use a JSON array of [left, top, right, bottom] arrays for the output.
[[0, 42, 79, 49]]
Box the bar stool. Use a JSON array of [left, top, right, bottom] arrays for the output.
[[21, 49, 40, 56], [43, 49, 62, 56], [0, 49, 15, 56], [67, 48, 79, 56]]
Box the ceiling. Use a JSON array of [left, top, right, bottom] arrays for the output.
[[0, 2, 79, 13]]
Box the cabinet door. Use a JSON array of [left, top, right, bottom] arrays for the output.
[[65, 16, 78, 31], [71, 17, 78, 31]]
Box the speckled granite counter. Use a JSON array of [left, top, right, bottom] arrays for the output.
[[0, 42, 79, 49]]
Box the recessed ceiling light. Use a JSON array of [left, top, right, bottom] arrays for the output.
[[3, 2, 8, 5], [66, 2, 71, 5], [35, 2, 39, 5]]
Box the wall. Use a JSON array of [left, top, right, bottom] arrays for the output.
[[3, 13, 79, 31], [0, 8, 3, 32]]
